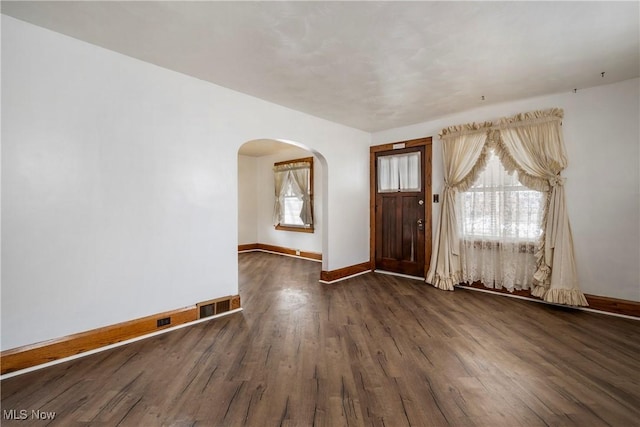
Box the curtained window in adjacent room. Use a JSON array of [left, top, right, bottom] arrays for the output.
[[273, 157, 314, 232]]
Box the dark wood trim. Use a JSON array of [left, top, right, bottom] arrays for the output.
[[259, 244, 322, 261], [238, 243, 322, 261], [320, 262, 371, 283], [369, 137, 433, 154], [1, 296, 241, 375], [274, 156, 314, 167], [370, 137, 433, 277], [424, 143, 433, 274], [238, 243, 260, 252], [585, 294, 640, 318], [460, 281, 640, 318], [275, 224, 314, 233], [370, 148, 375, 269]]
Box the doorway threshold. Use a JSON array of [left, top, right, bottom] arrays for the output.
[[374, 270, 424, 281]]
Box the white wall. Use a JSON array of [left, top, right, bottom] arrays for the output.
[[237, 155, 258, 245], [373, 78, 640, 302], [1, 16, 371, 351]]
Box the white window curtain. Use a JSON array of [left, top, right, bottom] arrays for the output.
[[425, 129, 487, 291], [289, 166, 312, 225], [427, 108, 587, 307], [273, 160, 313, 227], [459, 149, 544, 291], [273, 169, 289, 225], [378, 152, 421, 192]]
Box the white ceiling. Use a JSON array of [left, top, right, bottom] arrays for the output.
[[2, 1, 639, 133]]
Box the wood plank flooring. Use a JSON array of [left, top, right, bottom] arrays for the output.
[[2, 252, 640, 426]]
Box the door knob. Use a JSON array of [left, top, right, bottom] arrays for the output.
[[417, 219, 424, 230]]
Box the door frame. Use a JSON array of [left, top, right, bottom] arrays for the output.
[[370, 137, 433, 277]]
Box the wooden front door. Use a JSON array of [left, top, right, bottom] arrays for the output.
[[374, 145, 428, 277]]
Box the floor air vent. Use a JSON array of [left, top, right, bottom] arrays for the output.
[[216, 299, 230, 314], [197, 296, 240, 319]]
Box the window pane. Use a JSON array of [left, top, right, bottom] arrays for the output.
[[283, 196, 304, 226], [461, 151, 543, 240], [378, 152, 421, 192]]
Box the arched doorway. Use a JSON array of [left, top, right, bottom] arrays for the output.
[[237, 139, 329, 272]]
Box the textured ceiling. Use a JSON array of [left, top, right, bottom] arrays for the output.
[[2, 1, 639, 132]]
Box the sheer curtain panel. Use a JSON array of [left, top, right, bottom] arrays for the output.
[[378, 152, 421, 192], [289, 166, 312, 225], [460, 150, 544, 291], [273, 169, 288, 226]]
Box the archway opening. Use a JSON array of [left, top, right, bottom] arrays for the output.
[[237, 139, 329, 271]]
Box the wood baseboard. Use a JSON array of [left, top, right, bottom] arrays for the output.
[[238, 243, 322, 261], [321, 262, 372, 283], [238, 243, 260, 252], [460, 282, 639, 318], [584, 294, 640, 318], [1, 295, 241, 375]]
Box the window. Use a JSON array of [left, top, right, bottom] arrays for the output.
[[282, 181, 305, 226], [377, 151, 421, 192], [273, 157, 314, 232], [459, 149, 544, 290], [460, 150, 544, 242]]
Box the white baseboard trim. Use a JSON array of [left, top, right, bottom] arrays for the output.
[[374, 269, 425, 281], [319, 269, 371, 284]]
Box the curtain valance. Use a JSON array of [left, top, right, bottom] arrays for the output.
[[273, 161, 311, 172], [426, 108, 587, 307], [439, 108, 564, 139]]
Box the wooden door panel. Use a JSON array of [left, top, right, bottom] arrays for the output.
[[375, 146, 426, 277], [380, 196, 397, 259], [401, 195, 418, 262]]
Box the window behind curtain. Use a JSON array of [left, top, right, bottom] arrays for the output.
[[377, 151, 421, 192], [459, 149, 544, 290], [274, 157, 314, 232], [461, 150, 543, 241], [282, 180, 305, 226]]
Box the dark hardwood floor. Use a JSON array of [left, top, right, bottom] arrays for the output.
[[2, 252, 640, 426]]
